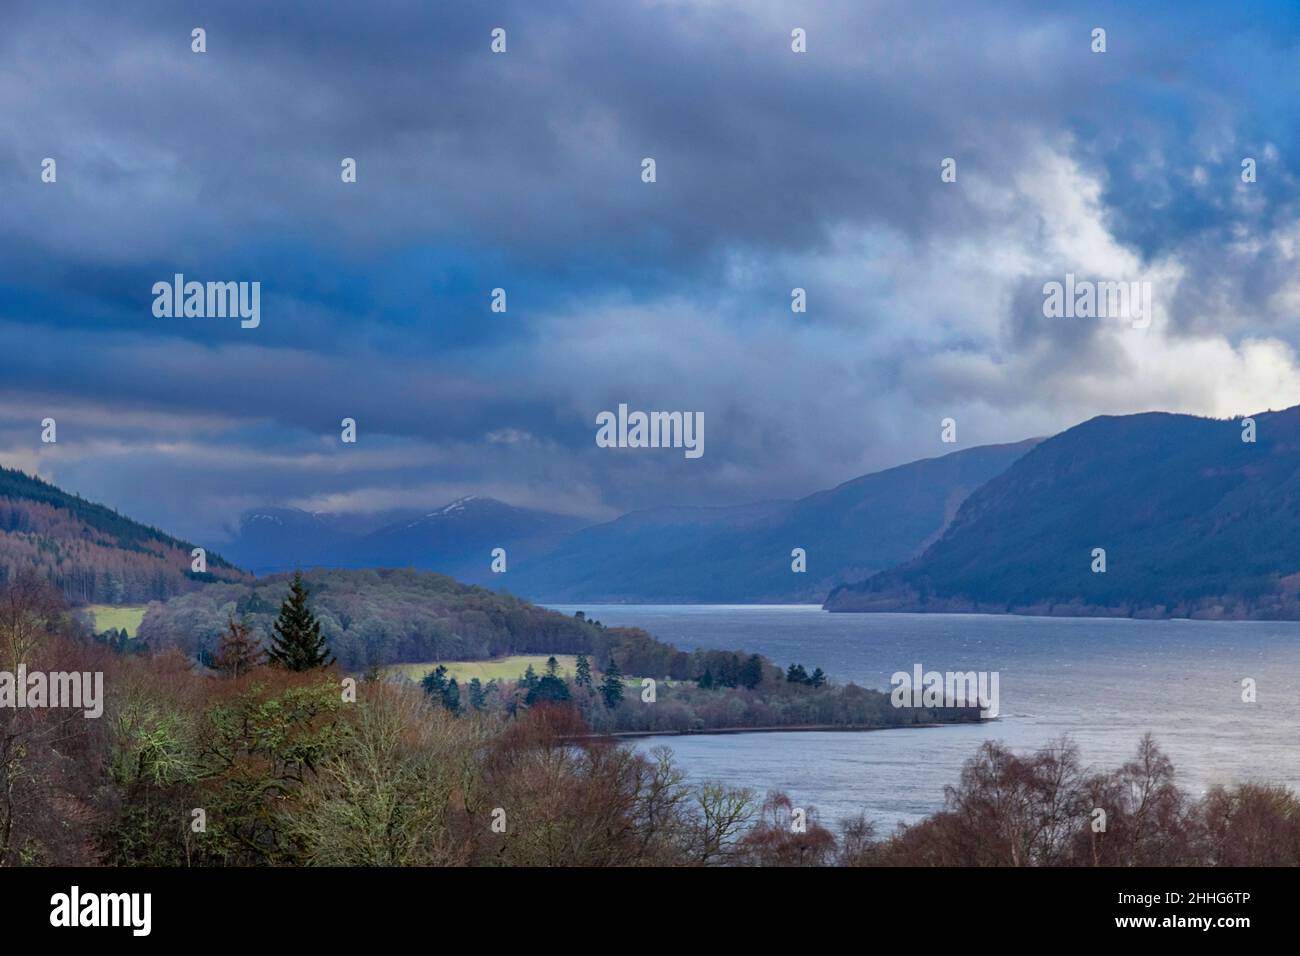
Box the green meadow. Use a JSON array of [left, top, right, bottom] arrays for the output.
[[86, 604, 147, 637], [388, 654, 579, 684]]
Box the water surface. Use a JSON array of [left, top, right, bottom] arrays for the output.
[[547, 604, 1300, 829]]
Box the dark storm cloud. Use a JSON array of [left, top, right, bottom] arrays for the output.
[[3, 0, 1300, 539]]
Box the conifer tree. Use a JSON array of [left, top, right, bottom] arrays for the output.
[[422, 664, 449, 698], [468, 677, 487, 711], [521, 664, 539, 692], [574, 654, 593, 689], [266, 571, 334, 671], [600, 657, 625, 709]]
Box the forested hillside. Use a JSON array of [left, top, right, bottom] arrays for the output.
[[827, 406, 1300, 618], [0, 465, 247, 603], [137, 567, 731, 672]]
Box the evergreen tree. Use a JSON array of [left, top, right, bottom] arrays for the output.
[[809, 667, 827, 689], [526, 673, 572, 706], [786, 663, 809, 684], [600, 657, 625, 709], [521, 664, 539, 692], [740, 654, 764, 689], [212, 617, 265, 678], [468, 677, 487, 711], [266, 571, 334, 671], [574, 654, 593, 689], [545, 655, 560, 678], [696, 668, 715, 690], [443, 677, 461, 714], [421, 664, 449, 699]]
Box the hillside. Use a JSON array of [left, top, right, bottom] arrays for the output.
[[135, 566, 799, 685], [826, 407, 1300, 618], [0, 464, 247, 603], [138, 567, 622, 669], [505, 440, 1040, 602]]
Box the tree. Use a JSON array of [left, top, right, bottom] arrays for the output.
[[545, 655, 560, 678], [809, 667, 826, 689], [786, 663, 809, 684], [443, 678, 461, 714], [266, 571, 334, 671], [600, 657, 625, 709], [574, 654, 592, 689], [212, 618, 264, 677], [468, 677, 487, 711], [421, 665, 449, 699], [526, 673, 571, 706], [740, 654, 764, 690], [696, 669, 715, 690]]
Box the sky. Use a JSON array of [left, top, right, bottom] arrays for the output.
[[3, 0, 1300, 545]]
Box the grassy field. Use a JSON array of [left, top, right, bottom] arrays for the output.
[[389, 654, 580, 683], [389, 655, 672, 688], [86, 604, 147, 637]]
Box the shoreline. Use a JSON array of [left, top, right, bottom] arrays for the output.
[[567, 719, 990, 742]]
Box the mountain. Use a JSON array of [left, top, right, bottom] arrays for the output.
[[825, 407, 1300, 618], [231, 508, 355, 574], [504, 440, 1039, 603], [226, 506, 423, 574], [0, 464, 247, 603], [224, 496, 588, 582], [355, 496, 588, 581]]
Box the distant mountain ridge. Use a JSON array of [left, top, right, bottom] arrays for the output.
[[825, 407, 1300, 619], [506, 440, 1039, 602], [226, 496, 588, 581], [224, 441, 1038, 603], [0, 465, 247, 603]]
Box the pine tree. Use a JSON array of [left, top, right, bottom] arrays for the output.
[[443, 677, 461, 714], [809, 667, 826, 689], [574, 654, 592, 689], [422, 664, 449, 698], [545, 655, 560, 678], [740, 654, 764, 689], [266, 571, 334, 671], [468, 677, 487, 711], [600, 657, 625, 709], [212, 617, 265, 677]]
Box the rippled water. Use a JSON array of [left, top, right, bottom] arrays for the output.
[[546, 604, 1300, 830]]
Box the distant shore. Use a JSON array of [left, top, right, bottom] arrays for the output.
[[569, 720, 989, 742]]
